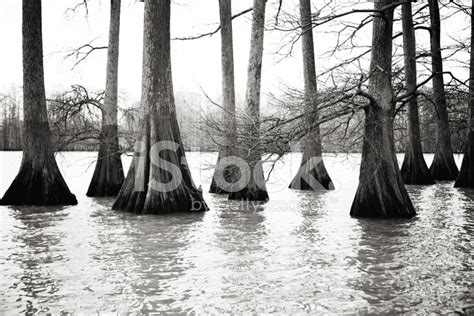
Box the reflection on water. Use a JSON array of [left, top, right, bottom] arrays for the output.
[[0, 152, 473, 314], [2, 206, 69, 314]]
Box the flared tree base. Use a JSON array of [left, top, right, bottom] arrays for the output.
[[454, 146, 474, 188], [429, 153, 459, 181], [87, 124, 125, 197], [112, 158, 209, 214], [87, 176, 124, 197], [350, 183, 416, 218], [227, 162, 269, 201], [209, 152, 224, 194], [209, 179, 227, 194], [0, 162, 77, 206], [112, 188, 147, 214], [228, 187, 269, 201], [113, 186, 208, 214], [86, 156, 125, 197], [289, 162, 334, 190], [401, 155, 436, 185], [209, 157, 238, 194], [351, 107, 416, 219]]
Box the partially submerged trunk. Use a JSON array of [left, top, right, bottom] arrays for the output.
[[289, 0, 333, 191], [400, 1, 436, 185], [209, 0, 238, 194], [228, 0, 269, 201], [350, 1, 416, 218], [454, 0, 474, 188], [428, 0, 459, 180], [1, 0, 77, 206], [112, 0, 208, 214], [87, 0, 125, 197]]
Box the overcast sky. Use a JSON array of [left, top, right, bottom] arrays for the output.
[[0, 0, 469, 105]]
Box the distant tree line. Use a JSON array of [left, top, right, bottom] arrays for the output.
[[0, 87, 217, 152], [0, 86, 469, 153]]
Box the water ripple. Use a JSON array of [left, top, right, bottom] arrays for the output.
[[0, 152, 472, 314]]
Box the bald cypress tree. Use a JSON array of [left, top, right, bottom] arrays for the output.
[[228, 0, 269, 201], [87, 0, 125, 197], [428, 0, 459, 180], [400, 0, 436, 185], [112, 0, 208, 214], [454, 0, 474, 188], [350, 0, 415, 218], [1, 0, 77, 206], [209, 0, 238, 194], [289, 0, 333, 191]]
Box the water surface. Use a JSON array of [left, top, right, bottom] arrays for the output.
[[0, 152, 473, 314]]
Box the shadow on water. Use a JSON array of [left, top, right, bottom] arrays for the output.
[[349, 217, 418, 314], [57, 196, 208, 313], [1, 197, 208, 314], [161, 197, 270, 314], [349, 183, 474, 315], [112, 208, 206, 313], [2, 205, 70, 315], [290, 191, 367, 313]]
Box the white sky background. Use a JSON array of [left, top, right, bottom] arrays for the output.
[[0, 0, 470, 107]]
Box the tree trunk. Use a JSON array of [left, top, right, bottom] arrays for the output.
[[112, 0, 208, 214], [87, 0, 125, 197], [454, 0, 474, 188], [428, 0, 459, 180], [350, 1, 416, 218], [209, 0, 238, 194], [400, 1, 436, 185], [289, 0, 333, 191], [228, 0, 269, 201], [0, 0, 77, 206]]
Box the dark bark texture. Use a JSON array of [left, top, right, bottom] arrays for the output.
[[1, 0, 77, 206], [87, 0, 125, 197], [112, 0, 208, 214], [350, 1, 416, 218], [454, 0, 474, 188], [289, 0, 334, 191], [400, 1, 436, 185], [428, 0, 459, 180], [209, 0, 238, 194], [228, 0, 269, 201]]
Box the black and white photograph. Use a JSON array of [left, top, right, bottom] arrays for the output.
[[0, 0, 473, 314]]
